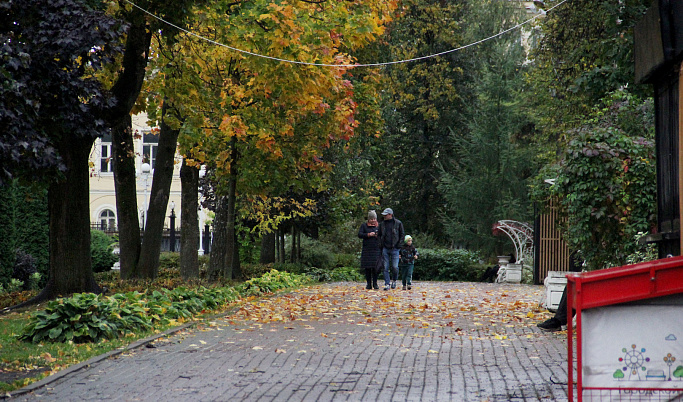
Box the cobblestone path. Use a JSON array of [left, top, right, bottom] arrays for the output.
[[14, 282, 568, 401]]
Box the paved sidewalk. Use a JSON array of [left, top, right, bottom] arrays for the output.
[[12, 282, 568, 401]]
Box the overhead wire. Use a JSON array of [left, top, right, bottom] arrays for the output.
[[123, 0, 570, 68]]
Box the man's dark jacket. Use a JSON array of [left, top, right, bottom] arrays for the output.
[[378, 217, 404, 250]]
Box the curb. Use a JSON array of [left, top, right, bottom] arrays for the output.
[[2, 285, 309, 400], [3, 301, 248, 400], [4, 321, 194, 399]]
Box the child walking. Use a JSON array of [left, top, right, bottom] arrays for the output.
[[399, 235, 419, 290]]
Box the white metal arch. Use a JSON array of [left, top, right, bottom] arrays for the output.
[[492, 220, 534, 268]]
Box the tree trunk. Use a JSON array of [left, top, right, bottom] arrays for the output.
[[290, 225, 296, 263], [106, 17, 151, 279], [208, 196, 228, 281], [231, 231, 243, 280], [224, 137, 238, 280], [38, 136, 101, 300], [260, 232, 276, 264], [112, 114, 142, 279], [275, 230, 280, 262], [138, 102, 180, 279], [179, 159, 199, 279]]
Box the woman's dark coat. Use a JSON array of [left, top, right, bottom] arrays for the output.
[[358, 222, 380, 270]]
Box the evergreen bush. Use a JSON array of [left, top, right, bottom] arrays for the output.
[[91, 230, 118, 273], [334, 253, 358, 268], [158, 252, 180, 270], [13, 250, 37, 290], [299, 238, 335, 269], [412, 248, 481, 282]]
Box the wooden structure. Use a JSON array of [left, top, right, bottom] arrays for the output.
[[635, 0, 683, 257], [566, 256, 683, 401], [533, 201, 571, 285]]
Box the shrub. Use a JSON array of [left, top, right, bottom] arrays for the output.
[[299, 238, 335, 269], [28, 272, 42, 290], [334, 253, 358, 268], [329, 266, 363, 282], [91, 230, 118, 273], [7, 278, 24, 293], [158, 252, 180, 270], [240, 263, 276, 280], [236, 269, 311, 296], [272, 262, 306, 274], [18, 286, 243, 344], [13, 250, 37, 290], [413, 248, 481, 282]]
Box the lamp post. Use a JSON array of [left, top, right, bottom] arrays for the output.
[[169, 201, 176, 252], [140, 162, 151, 230], [198, 166, 206, 256]]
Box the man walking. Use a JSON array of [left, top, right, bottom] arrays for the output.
[[378, 208, 404, 291]]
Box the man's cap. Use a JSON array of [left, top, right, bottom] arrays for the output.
[[381, 208, 393, 215]]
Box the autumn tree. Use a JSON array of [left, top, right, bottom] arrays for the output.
[[144, 0, 396, 279], [0, 0, 124, 302], [102, 0, 199, 280]]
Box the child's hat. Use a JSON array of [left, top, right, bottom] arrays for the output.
[[405, 235, 412, 242]]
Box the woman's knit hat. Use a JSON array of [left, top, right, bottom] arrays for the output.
[[368, 210, 377, 220]]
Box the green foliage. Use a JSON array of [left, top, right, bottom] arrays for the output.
[[239, 263, 277, 280], [302, 266, 364, 282], [412, 248, 481, 282], [379, 0, 473, 237], [625, 233, 657, 265], [237, 270, 312, 296], [552, 92, 656, 270], [407, 233, 446, 250], [298, 237, 336, 269], [0, 183, 49, 287], [328, 266, 363, 282], [525, 0, 651, 145], [18, 269, 306, 344], [91, 230, 118, 273], [334, 253, 358, 268], [19, 293, 147, 343], [6, 279, 24, 293], [319, 217, 368, 255], [158, 252, 180, 270], [0, 184, 16, 286], [438, 0, 536, 258], [28, 273, 41, 291]]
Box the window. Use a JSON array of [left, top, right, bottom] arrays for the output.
[[142, 131, 158, 169], [100, 132, 112, 173], [99, 209, 116, 231]]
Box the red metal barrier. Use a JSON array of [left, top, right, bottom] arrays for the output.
[[567, 256, 683, 402]]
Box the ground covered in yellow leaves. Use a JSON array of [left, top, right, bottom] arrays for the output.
[[227, 281, 552, 343]]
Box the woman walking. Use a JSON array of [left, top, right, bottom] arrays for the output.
[[358, 210, 380, 290]]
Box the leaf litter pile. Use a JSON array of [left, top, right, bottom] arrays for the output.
[[224, 282, 553, 345]]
